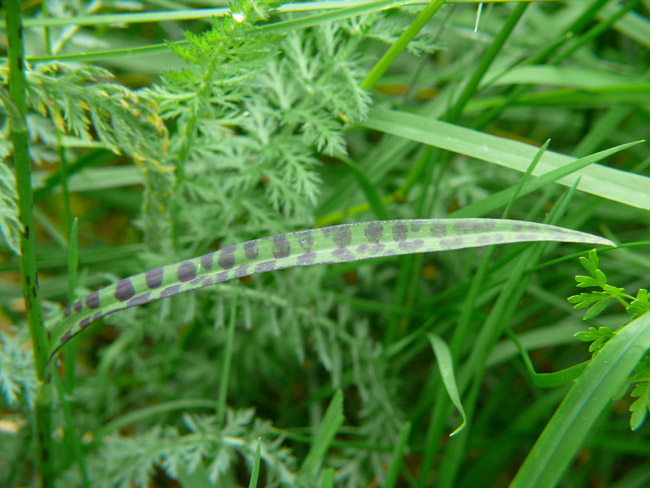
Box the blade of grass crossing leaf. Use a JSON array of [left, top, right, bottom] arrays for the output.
[[320, 468, 336, 488], [383, 421, 412, 488], [428, 334, 466, 436], [248, 439, 262, 488], [299, 390, 345, 479], [502, 140, 548, 217], [362, 108, 649, 211], [510, 312, 650, 488]]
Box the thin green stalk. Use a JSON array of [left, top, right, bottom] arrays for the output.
[[3, 1, 49, 380], [3, 3, 53, 486], [361, 0, 446, 90], [64, 218, 79, 391], [52, 368, 90, 487], [217, 287, 239, 425]]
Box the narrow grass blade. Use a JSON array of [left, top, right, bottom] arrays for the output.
[[248, 439, 262, 488], [510, 312, 650, 488], [216, 289, 238, 426], [299, 390, 345, 479], [362, 108, 649, 210], [320, 468, 336, 488], [384, 421, 412, 488], [428, 333, 466, 436]]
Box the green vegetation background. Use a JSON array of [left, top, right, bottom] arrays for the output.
[[1, 0, 649, 486]]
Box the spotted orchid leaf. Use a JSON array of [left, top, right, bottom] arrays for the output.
[[46, 219, 615, 363]]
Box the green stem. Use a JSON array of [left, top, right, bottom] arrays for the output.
[[3, 3, 53, 486], [217, 288, 239, 425], [361, 0, 446, 90], [2, 4, 49, 378]]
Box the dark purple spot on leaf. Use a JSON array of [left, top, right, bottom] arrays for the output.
[[64, 307, 72, 317], [79, 317, 92, 329], [476, 235, 491, 246], [234, 264, 249, 278], [201, 252, 214, 271], [440, 237, 464, 249], [61, 330, 72, 344], [430, 222, 447, 237], [356, 244, 369, 253], [296, 230, 314, 252], [399, 239, 424, 251], [410, 222, 422, 232], [333, 247, 355, 261], [216, 271, 229, 283], [92, 311, 104, 321], [255, 260, 277, 273], [516, 233, 535, 241], [370, 243, 386, 255], [454, 220, 475, 233], [364, 222, 383, 243], [178, 262, 197, 282], [146, 268, 164, 288], [512, 222, 524, 230], [218, 246, 236, 270], [74, 300, 83, 312], [298, 252, 316, 265], [161, 285, 181, 298], [244, 241, 259, 260], [333, 226, 352, 247], [190, 277, 202, 285], [273, 235, 291, 258], [475, 220, 496, 231], [393, 222, 408, 242], [85, 291, 100, 309], [128, 293, 151, 307], [115, 279, 135, 301], [201, 276, 214, 286]]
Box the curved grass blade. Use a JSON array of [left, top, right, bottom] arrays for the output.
[[510, 312, 650, 488], [428, 333, 466, 436], [46, 219, 614, 363], [384, 421, 412, 488]]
